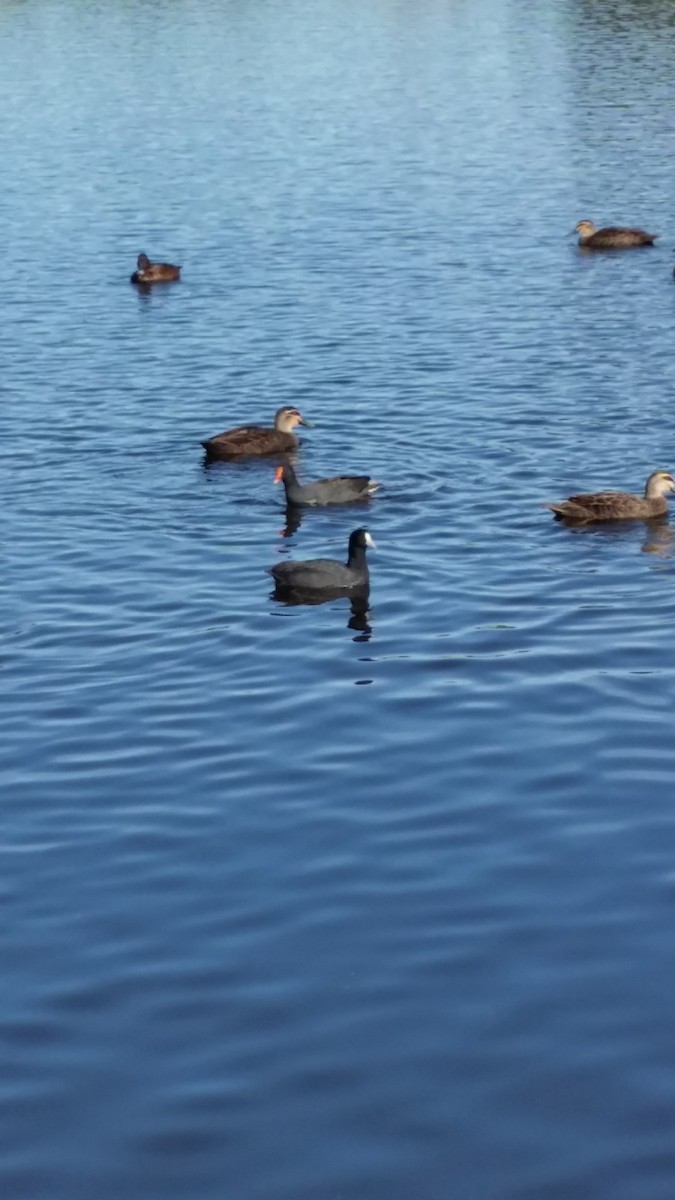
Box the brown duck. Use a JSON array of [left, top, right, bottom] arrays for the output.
[[572, 220, 658, 249], [201, 406, 311, 460], [547, 470, 675, 523], [130, 253, 181, 284]]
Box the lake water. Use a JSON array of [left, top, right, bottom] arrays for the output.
[[3, 0, 675, 1196]]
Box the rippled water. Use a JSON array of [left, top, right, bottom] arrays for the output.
[[4, 0, 675, 1196]]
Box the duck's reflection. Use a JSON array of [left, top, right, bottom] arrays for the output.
[[557, 516, 674, 557], [271, 586, 372, 639], [641, 520, 674, 558], [202, 451, 303, 479], [133, 281, 154, 302]]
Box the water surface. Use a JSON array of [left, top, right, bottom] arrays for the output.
[[3, 1, 675, 1197]]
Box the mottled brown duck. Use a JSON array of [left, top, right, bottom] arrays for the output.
[[201, 406, 311, 460], [274, 459, 380, 506], [572, 220, 658, 250], [130, 253, 181, 284], [547, 470, 675, 523]]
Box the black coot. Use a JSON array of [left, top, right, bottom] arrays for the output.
[[274, 460, 380, 506], [267, 528, 375, 593]]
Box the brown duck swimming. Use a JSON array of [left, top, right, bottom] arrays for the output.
[[274, 459, 380, 506], [130, 253, 181, 284], [572, 220, 658, 250], [547, 470, 675, 523], [202, 406, 311, 460]]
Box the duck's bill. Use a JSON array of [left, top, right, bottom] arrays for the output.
[[567, 228, 578, 237], [299, 417, 314, 427], [273, 467, 283, 483]]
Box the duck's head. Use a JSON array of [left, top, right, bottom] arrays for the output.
[[646, 470, 675, 498], [349, 528, 376, 553], [274, 406, 312, 432], [572, 220, 597, 237]]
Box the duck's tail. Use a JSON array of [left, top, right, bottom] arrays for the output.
[[545, 501, 588, 522]]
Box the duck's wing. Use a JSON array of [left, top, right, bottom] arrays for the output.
[[549, 490, 638, 521], [593, 227, 657, 246], [618, 226, 658, 242], [202, 424, 267, 454]]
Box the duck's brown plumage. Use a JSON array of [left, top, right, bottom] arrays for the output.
[[574, 220, 658, 250], [130, 253, 181, 284], [201, 406, 309, 460], [547, 471, 675, 523]]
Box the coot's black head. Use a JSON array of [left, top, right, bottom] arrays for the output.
[[349, 528, 376, 554]]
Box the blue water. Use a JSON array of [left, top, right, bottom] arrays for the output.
[[3, 1, 675, 1196]]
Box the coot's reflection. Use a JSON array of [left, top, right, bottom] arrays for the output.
[[281, 504, 304, 538], [271, 585, 372, 638], [279, 504, 375, 539]]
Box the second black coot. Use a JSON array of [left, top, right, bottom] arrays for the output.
[[274, 460, 380, 506], [267, 528, 375, 593]]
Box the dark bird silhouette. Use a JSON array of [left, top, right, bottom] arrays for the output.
[[130, 252, 181, 284]]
